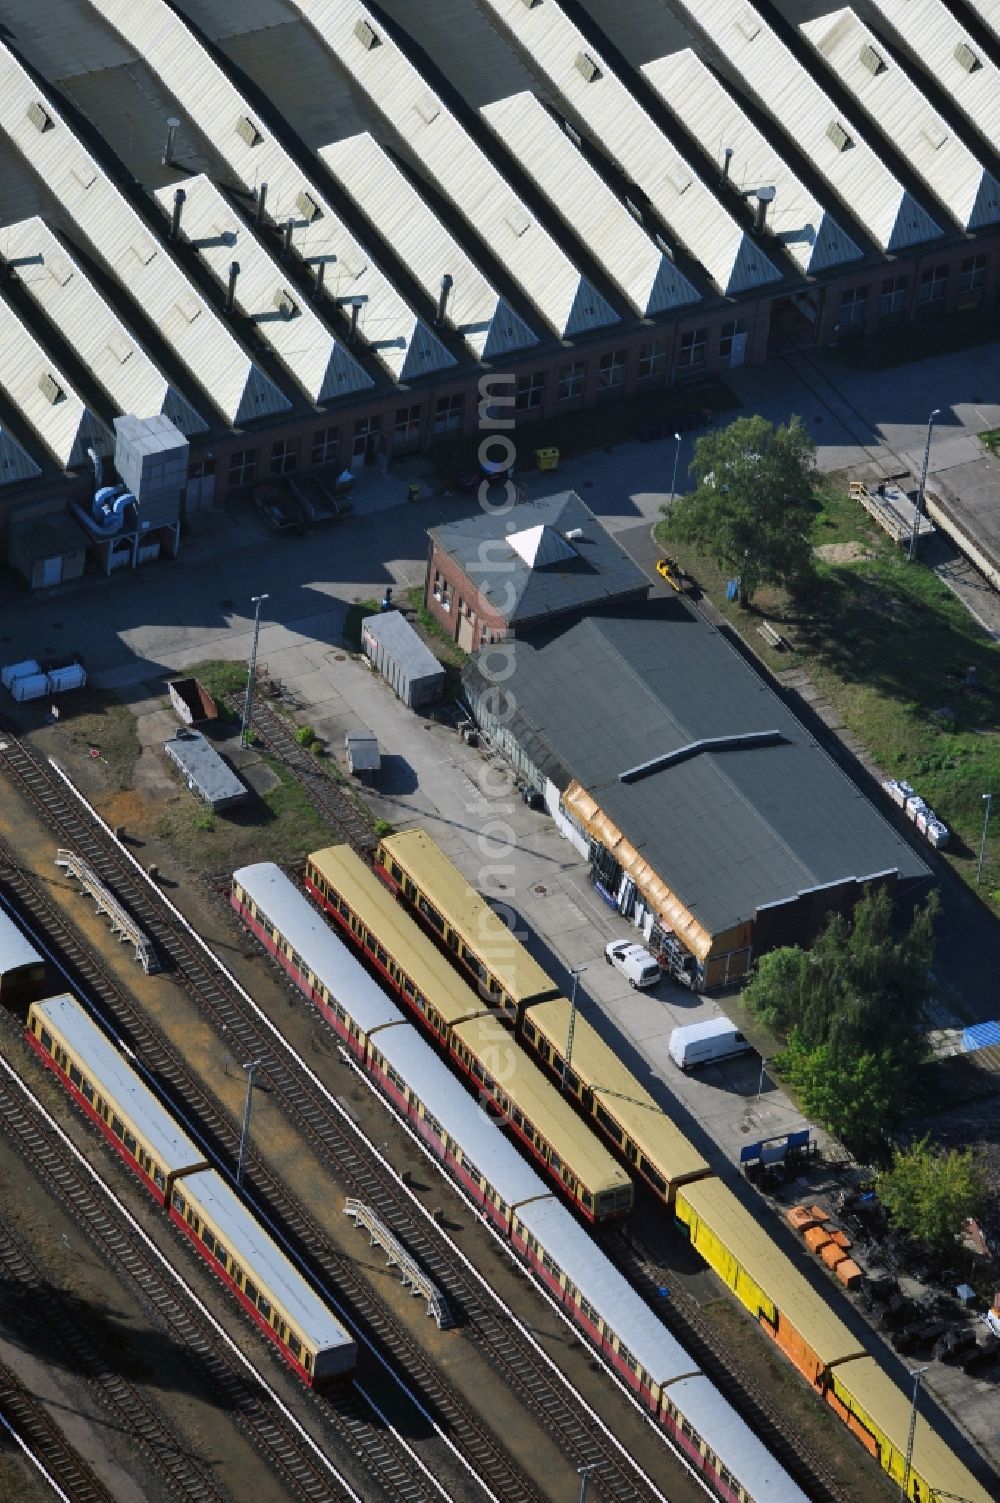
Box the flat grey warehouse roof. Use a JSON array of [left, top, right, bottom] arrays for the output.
[[465, 601, 928, 936]]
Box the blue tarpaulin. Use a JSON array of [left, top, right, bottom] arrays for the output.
[[961, 1020, 1000, 1052]]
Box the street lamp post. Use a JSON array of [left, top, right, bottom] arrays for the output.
[[669, 432, 682, 504], [757, 1056, 768, 1102], [899, 1366, 929, 1502], [560, 967, 588, 1094], [908, 409, 941, 562], [236, 1058, 263, 1187], [241, 592, 270, 748], [977, 792, 993, 884], [577, 1464, 599, 1503]]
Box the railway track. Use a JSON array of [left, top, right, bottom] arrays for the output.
[[0, 1049, 362, 1503], [0, 730, 668, 1503], [0, 1349, 118, 1503], [237, 694, 377, 853]]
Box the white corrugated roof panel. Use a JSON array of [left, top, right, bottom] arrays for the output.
[[154, 177, 373, 403], [862, 0, 1000, 152], [641, 50, 863, 274], [2, 217, 208, 436], [318, 134, 538, 360], [0, 295, 112, 468], [0, 425, 42, 485], [90, 0, 455, 382], [477, 0, 782, 296], [0, 42, 291, 427], [962, 0, 1000, 38], [670, 0, 943, 253], [480, 93, 701, 315], [293, 0, 620, 337], [800, 9, 1000, 231]]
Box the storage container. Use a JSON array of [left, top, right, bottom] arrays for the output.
[[46, 663, 87, 694], [2, 659, 40, 691], [11, 673, 49, 702]]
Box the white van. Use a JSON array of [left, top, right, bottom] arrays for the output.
[[605, 940, 661, 989], [668, 1017, 753, 1073]]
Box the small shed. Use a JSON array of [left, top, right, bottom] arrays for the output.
[[163, 729, 247, 810], [8, 509, 89, 590], [362, 610, 445, 710], [0, 909, 45, 1003], [345, 730, 381, 784]]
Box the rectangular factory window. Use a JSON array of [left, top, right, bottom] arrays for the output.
[[595, 1103, 624, 1144], [39, 1026, 52, 1052], [557, 360, 585, 401], [959, 254, 987, 293], [515, 371, 545, 410], [257, 1295, 272, 1322], [880, 276, 908, 317], [229, 448, 257, 488], [302, 1352, 313, 1374], [81, 1080, 94, 1106], [839, 286, 867, 326], [110, 1114, 125, 1141], [434, 393, 464, 433], [597, 349, 627, 389], [637, 339, 667, 380], [172, 1190, 186, 1215], [153, 1167, 165, 1192], [917, 264, 948, 306], [288, 1332, 302, 1360], [641, 1158, 667, 1197], [270, 438, 299, 476], [244, 1280, 259, 1308], [311, 426, 340, 468], [394, 404, 422, 443], [676, 328, 707, 370], [202, 1228, 216, 1255], [719, 318, 748, 361]]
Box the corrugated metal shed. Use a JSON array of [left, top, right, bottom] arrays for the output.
[[478, 0, 783, 295], [90, 0, 455, 383], [466, 605, 929, 938], [318, 133, 538, 360], [0, 425, 42, 486], [641, 50, 863, 274], [862, 0, 1000, 155], [517, 1196, 699, 1382], [362, 610, 446, 710], [1, 217, 208, 436], [0, 41, 291, 427], [33, 994, 203, 1172], [371, 1024, 547, 1207], [296, 1, 620, 338], [665, 1375, 810, 1503], [480, 94, 701, 315], [671, 0, 943, 253], [154, 176, 373, 403], [182, 1169, 355, 1356], [164, 730, 247, 810], [233, 862, 403, 1036], [0, 295, 113, 468], [800, 8, 1000, 231]]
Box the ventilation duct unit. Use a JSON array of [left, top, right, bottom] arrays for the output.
[[435, 273, 453, 327], [235, 114, 262, 148], [274, 288, 299, 318], [826, 120, 852, 152], [721, 146, 734, 184], [954, 41, 979, 72], [575, 52, 602, 84], [355, 18, 380, 49], [859, 44, 885, 76], [38, 373, 63, 404], [26, 100, 51, 132], [295, 191, 319, 223], [754, 186, 776, 233]]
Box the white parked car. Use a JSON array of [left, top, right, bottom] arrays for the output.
[[604, 940, 661, 989]]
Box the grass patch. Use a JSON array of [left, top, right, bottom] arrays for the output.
[[342, 598, 379, 650], [404, 587, 468, 668], [656, 471, 1000, 916], [826, 303, 1000, 371], [181, 660, 250, 723], [429, 377, 740, 476], [64, 702, 142, 790], [979, 427, 1000, 456]]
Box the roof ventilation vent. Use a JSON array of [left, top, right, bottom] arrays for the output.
[[414, 91, 441, 125], [107, 335, 132, 365], [176, 294, 201, 324], [736, 9, 761, 41], [826, 120, 852, 152], [665, 160, 693, 195], [38, 373, 63, 404], [859, 43, 885, 75], [575, 51, 602, 83], [295, 191, 319, 223], [355, 18, 380, 49], [504, 205, 531, 237], [921, 118, 947, 150], [563, 527, 584, 540], [46, 254, 73, 287], [954, 40, 979, 72], [274, 288, 299, 318], [520, 0, 541, 7], [131, 235, 157, 266], [26, 100, 52, 132], [236, 114, 262, 148], [72, 159, 97, 190]]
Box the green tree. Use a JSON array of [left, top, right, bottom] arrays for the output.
[[777, 1037, 908, 1159], [877, 1137, 986, 1258], [660, 414, 818, 605]]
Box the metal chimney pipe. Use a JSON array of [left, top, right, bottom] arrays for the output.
[[435, 273, 454, 327], [282, 217, 294, 261], [754, 186, 776, 233], [226, 260, 240, 313], [349, 296, 363, 345], [162, 115, 180, 167], [170, 188, 186, 241], [314, 260, 326, 300], [721, 146, 734, 184], [255, 181, 268, 225]]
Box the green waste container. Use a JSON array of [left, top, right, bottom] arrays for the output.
[[535, 447, 560, 472]]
